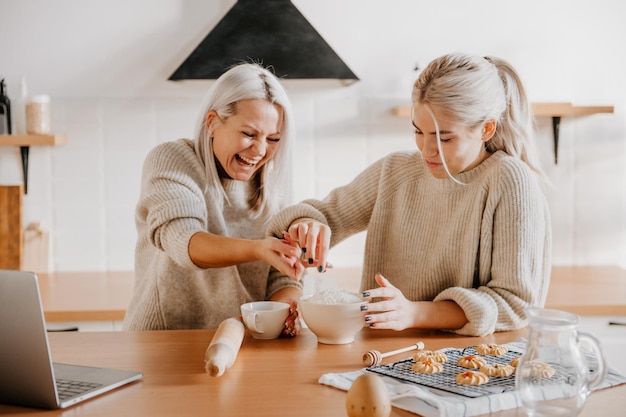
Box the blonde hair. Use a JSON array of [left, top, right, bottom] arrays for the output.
[[194, 63, 294, 217], [412, 53, 545, 180]]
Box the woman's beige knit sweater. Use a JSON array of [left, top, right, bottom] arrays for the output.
[[268, 150, 551, 336], [124, 139, 301, 330]]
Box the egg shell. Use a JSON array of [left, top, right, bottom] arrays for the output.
[[345, 372, 391, 417]]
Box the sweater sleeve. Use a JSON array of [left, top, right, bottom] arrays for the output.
[[137, 140, 209, 269], [267, 156, 389, 245], [266, 266, 304, 298], [434, 161, 552, 336]]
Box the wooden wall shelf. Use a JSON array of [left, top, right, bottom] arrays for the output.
[[391, 102, 614, 163], [392, 103, 614, 118], [0, 134, 68, 193], [531, 102, 614, 117], [0, 134, 67, 146]]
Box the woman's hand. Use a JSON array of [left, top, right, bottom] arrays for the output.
[[282, 301, 301, 337], [361, 273, 418, 331], [258, 236, 305, 280], [270, 287, 302, 337], [286, 218, 332, 272]]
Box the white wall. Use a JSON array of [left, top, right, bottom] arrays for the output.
[[1, 0, 625, 271]]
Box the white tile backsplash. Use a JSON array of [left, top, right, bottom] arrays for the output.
[[314, 134, 368, 186], [103, 150, 147, 177], [22, 202, 53, 231], [53, 149, 102, 177], [0, 147, 22, 184], [54, 204, 105, 234], [103, 123, 156, 152], [104, 176, 140, 208], [61, 124, 104, 151], [101, 98, 156, 126], [154, 97, 203, 132], [53, 176, 104, 206], [105, 205, 136, 233], [105, 231, 135, 270], [54, 230, 106, 271], [60, 99, 103, 126], [367, 124, 415, 162]]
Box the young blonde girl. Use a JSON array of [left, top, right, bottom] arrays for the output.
[[269, 53, 552, 336]]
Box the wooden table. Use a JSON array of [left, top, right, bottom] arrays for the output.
[[36, 266, 626, 323], [0, 327, 624, 416]]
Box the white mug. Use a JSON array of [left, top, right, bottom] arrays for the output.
[[240, 301, 290, 340]]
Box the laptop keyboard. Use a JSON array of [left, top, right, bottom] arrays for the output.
[[56, 378, 103, 401]]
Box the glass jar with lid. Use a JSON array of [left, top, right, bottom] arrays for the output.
[[26, 95, 51, 135]]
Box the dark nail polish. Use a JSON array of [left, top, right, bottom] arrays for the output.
[[360, 305, 368, 311], [365, 316, 371, 322], [308, 258, 313, 265], [369, 323, 375, 328], [317, 266, 324, 273], [362, 291, 370, 297], [302, 247, 306, 253]]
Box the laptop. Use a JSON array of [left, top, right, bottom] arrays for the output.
[[0, 269, 143, 409]]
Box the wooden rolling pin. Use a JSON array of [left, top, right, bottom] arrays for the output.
[[204, 317, 245, 377]]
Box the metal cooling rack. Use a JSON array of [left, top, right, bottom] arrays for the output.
[[367, 345, 526, 398]]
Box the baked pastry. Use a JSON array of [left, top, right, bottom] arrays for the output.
[[475, 343, 508, 356], [479, 363, 515, 377], [455, 371, 489, 385], [530, 362, 556, 378], [413, 350, 448, 363], [411, 359, 443, 374], [457, 355, 486, 369], [510, 356, 520, 367]]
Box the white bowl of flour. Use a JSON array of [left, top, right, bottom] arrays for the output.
[[299, 289, 365, 344]]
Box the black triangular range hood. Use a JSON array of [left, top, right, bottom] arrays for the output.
[[169, 0, 358, 83]]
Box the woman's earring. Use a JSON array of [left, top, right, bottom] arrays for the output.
[[483, 121, 497, 141]]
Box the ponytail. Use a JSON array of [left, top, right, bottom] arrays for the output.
[[487, 57, 546, 179]]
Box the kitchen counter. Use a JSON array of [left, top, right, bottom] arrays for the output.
[[38, 271, 133, 322]]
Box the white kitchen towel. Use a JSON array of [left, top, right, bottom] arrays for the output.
[[319, 340, 626, 417]]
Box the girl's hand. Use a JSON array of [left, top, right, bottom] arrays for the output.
[[286, 219, 331, 272], [361, 273, 418, 331], [259, 236, 305, 280]]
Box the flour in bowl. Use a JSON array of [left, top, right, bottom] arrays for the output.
[[308, 288, 362, 304]]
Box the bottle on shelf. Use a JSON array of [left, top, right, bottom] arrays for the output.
[[13, 77, 28, 135], [0, 78, 12, 135]]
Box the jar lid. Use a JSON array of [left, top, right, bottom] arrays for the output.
[[29, 95, 50, 103]]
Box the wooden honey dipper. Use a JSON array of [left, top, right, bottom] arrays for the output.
[[362, 341, 425, 367]]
